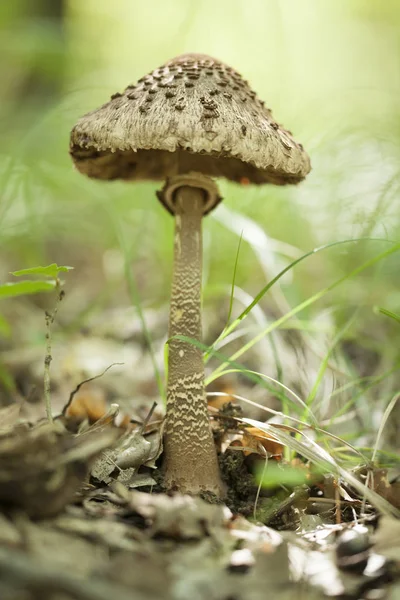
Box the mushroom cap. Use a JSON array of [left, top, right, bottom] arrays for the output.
[[70, 53, 310, 187]]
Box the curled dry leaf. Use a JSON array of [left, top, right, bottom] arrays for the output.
[[240, 426, 284, 458], [0, 421, 120, 518], [64, 384, 109, 424], [90, 428, 162, 485], [371, 468, 400, 509], [224, 425, 284, 461], [63, 383, 132, 430], [127, 490, 231, 539]]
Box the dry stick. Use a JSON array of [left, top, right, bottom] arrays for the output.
[[44, 285, 64, 422], [62, 362, 124, 416], [335, 482, 342, 525], [139, 401, 157, 434], [253, 448, 268, 520]]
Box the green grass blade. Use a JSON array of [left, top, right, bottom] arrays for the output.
[[208, 237, 394, 354], [377, 307, 400, 324], [328, 362, 400, 424], [372, 392, 400, 463], [168, 335, 294, 408], [302, 312, 357, 415], [205, 366, 317, 423], [222, 388, 367, 461], [243, 417, 400, 518], [210, 242, 400, 383], [227, 231, 243, 324]]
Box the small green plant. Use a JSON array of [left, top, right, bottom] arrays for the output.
[[0, 263, 72, 299], [1, 263, 73, 421]]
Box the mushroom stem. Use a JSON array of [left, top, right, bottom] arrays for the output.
[[164, 185, 223, 496]]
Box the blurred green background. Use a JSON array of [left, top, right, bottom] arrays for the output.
[[0, 1, 399, 446]]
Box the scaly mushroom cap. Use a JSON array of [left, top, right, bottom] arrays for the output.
[[70, 53, 310, 191]]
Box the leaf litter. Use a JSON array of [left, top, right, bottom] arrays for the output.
[[0, 316, 399, 599]]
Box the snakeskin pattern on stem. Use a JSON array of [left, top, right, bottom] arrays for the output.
[[163, 185, 223, 495]]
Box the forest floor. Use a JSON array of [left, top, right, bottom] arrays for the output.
[[0, 295, 399, 600]]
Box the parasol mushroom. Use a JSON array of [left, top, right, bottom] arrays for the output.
[[70, 53, 311, 497]]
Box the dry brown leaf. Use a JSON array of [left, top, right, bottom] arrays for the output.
[[372, 469, 400, 509], [0, 421, 120, 518], [241, 426, 284, 458]]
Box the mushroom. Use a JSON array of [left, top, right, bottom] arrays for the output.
[[70, 53, 311, 497]]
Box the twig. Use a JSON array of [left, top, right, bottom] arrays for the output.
[[44, 284, 64, 422], [253, 448, 268, 520], [62, 362, 124, 416], [139, 401, 158, 435]]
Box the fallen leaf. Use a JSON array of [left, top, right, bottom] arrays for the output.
[[127, 491, 231, 539], [0, 403, 21, 433]]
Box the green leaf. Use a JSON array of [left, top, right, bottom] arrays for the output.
[[0, 280, 56, 298], [256, 462, 311, 489], [11, 264, 73, 279], [377, 307, 400, 324]]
